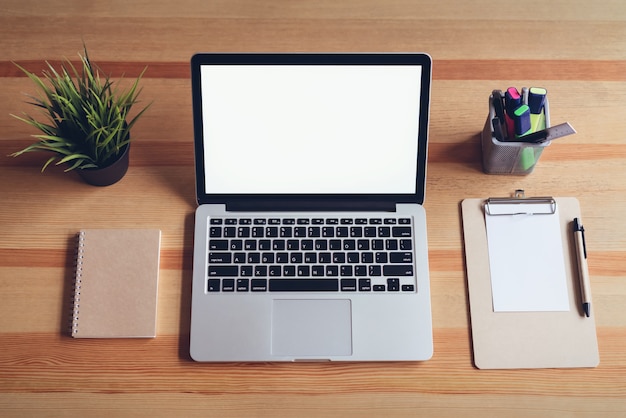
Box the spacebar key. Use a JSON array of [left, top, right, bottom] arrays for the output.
[[269, 279, 339, 292]]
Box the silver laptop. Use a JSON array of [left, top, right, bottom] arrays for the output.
[[189, 53, 433, 362]]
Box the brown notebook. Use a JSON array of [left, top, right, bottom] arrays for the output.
[[71, 229, 161, 338]]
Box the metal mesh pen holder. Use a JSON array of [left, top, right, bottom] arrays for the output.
[[481, 96, 550, 175]]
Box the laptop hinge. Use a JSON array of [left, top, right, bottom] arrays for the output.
[[225, 199, 397, 212]]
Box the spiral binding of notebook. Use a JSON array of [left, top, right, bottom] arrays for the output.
[[71, 231, 86, 335]]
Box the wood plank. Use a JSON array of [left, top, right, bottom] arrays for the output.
[[3, 60, 626, 81]]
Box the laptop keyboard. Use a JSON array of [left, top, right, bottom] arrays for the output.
[[206, 217, 417, 293]]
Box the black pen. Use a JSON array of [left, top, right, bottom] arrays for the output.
[[573, 218, 591, 317], [491, 90, 507, 141]]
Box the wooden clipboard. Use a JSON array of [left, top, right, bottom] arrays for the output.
[[461, 194, 599, 369]]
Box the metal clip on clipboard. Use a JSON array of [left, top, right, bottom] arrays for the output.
[[484, 190, 557, 216]]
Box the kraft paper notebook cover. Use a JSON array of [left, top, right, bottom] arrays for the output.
[[71, 229, 161, 338], [461, 195, 599, 369]]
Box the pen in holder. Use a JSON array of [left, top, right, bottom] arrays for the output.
[[481, 93, 551, 175]]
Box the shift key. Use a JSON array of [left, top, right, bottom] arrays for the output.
[[383, 265, 414, 276], [208, 266, 239, 276]]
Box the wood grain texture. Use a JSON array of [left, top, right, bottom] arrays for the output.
[[1, 0, 626, 416]]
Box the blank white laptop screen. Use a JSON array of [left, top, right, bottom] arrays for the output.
[[199, 65, 423, 195]]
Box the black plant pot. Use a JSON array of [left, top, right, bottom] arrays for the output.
[[77, 144, 130, 187]]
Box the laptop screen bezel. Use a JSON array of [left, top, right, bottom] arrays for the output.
[[191, 53, 431, 209]]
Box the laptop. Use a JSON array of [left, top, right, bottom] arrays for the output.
[[189, 53, 433, 362]]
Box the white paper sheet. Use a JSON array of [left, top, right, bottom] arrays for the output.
[[485, 203, 570, 312]]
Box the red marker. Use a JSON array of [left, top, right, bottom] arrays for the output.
[[504, 87, 521, 140]]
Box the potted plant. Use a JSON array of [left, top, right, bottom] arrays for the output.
[[10, 46, 150, 186]]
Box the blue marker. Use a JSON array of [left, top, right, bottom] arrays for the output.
[[513, 105, 531, 137], [528, 87, 547, 114]]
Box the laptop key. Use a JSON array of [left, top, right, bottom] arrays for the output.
[[341, 279, 357, 291], [337, 227, 349, 237], [312, 266, 324, 276], [237, 279, 249, 292], [383, 265, 414, 276], [209, 266, 238, 276], [350, 227, 363, 237], [308, 227, 321, 237], [392, 226, 412, 237], [209, 240, 228, 250], [386, 239, 398, 250], [400, 239, 413, 250], [251, 279, 268, 292], [364, 227, 377, 237], [359, 278, 371, 291], [222, 279, 235, 292], [390, 252, 413, 263], [208, 279, 221, 292], [269, 266, 281, 277], [269, 279, 339, 292], [209, 252, 232, 264], [387, 278, 400, 291]]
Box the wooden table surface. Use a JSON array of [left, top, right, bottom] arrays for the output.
[[1, 1, 625, 416]]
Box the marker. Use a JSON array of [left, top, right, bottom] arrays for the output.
[[528, 87, 547, 114], [573, 218, 591, 317], [513, 104, 531, 137], [492, 117, 505, 141], [505, 87, 522, 115], [491, 90, 507, 140], [529, 87, 547, 132], [504, 87, 521, 139]]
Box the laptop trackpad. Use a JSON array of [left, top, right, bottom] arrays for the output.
[[271, 299, 353, 357]]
